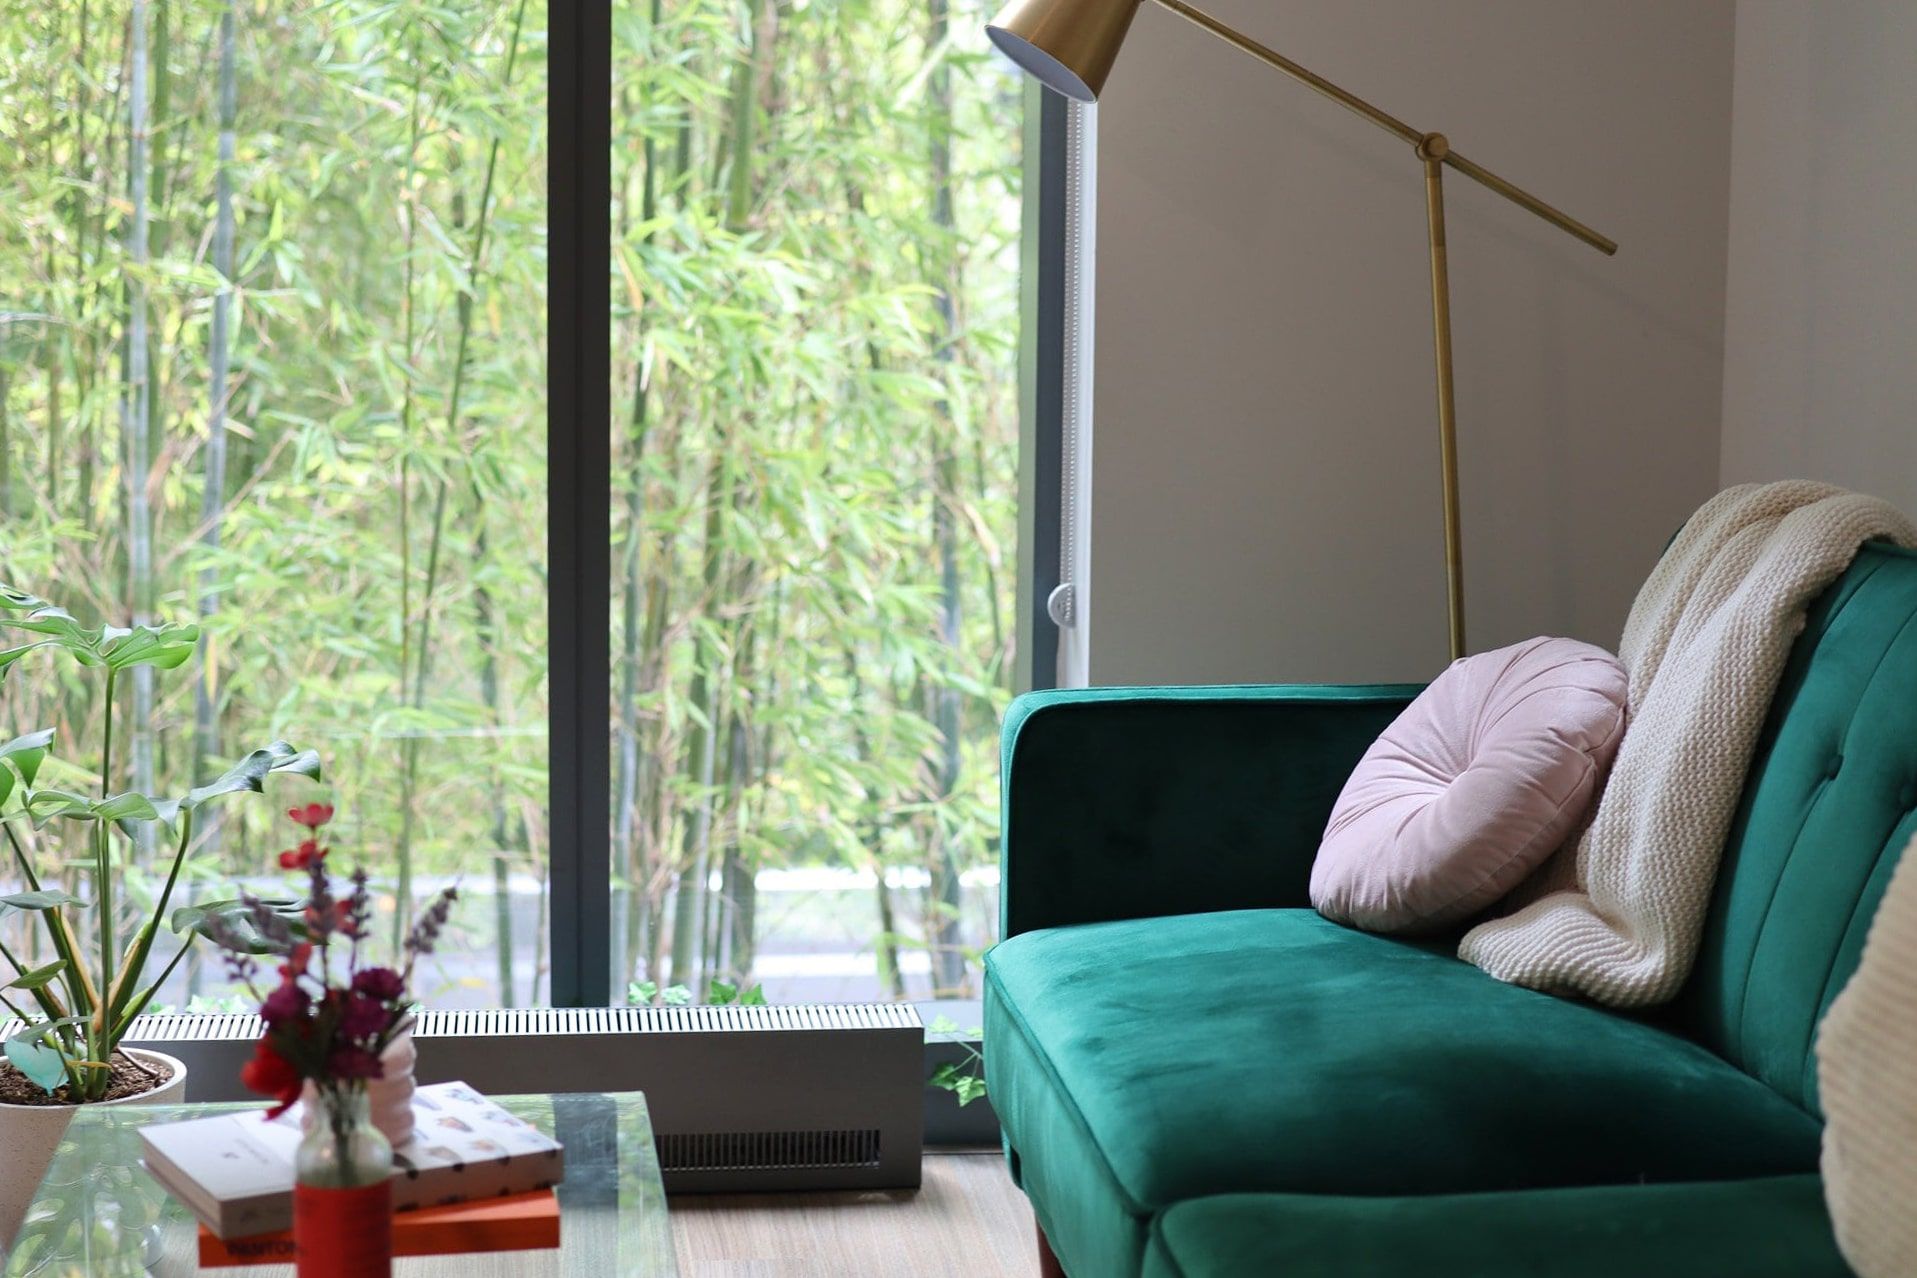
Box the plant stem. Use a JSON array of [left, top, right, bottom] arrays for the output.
[[95, 669, 117, 1081], [112, 937, 189, 1039], [107, 809, 192, 1026], [0, 933, 68, 1023]]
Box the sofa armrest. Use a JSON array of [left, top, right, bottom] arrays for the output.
[[999, 683, 1420, 939]]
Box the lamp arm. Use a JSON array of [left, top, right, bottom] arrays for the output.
[[1151, 0, 1617, 256]]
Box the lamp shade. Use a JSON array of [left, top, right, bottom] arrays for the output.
[[985, 0, 1143, 102]]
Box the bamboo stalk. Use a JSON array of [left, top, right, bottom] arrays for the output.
[[192, 0, 237, 865]]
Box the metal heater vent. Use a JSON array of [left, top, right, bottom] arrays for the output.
[[658, 1128, 882, 1173], [65, 1001, 925, 1193]]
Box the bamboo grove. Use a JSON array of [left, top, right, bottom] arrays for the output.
[[0, 0, 1021, 1006]]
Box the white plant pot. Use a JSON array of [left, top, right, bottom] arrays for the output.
[[0, 1047, 188, 1255]]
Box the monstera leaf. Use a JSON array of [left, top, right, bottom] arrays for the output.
[[0, 729, 54, 807], [0, 587, 199, 674], [170, 898, 305, 954], [5, 1017, 86, 1094]]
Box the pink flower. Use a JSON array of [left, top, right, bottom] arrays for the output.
[[327, 1046, 383, 1080]]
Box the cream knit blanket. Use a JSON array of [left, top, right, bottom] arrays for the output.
[[1459, 481, 1917, 1006], [1817, 832, 1917, 1278]]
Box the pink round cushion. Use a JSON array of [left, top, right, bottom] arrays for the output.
[[1310, 636, 1627, 935]]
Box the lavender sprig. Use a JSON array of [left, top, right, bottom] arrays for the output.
[[404, 886, 459, 965]]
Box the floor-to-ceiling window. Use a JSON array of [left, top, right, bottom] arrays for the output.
[[606, 0, 1024, 1007], [0, 0, 1039, 1024], [0, 0, 550, 1009]]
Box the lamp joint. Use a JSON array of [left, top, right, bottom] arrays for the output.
[[1416, 131, 1450, 161]]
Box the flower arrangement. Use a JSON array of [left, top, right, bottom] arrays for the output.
[[207, 805, 456, 1129], [0, 587, 320, 1104]]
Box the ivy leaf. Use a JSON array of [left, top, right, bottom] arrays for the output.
[[660, 984, 692, 1006], [627, 980, 659, 1005], [6, 960, 66, 991], [738, 984, 767, 1007], [929, 1062, 988, 1107], [708, 979, 738, 1006]]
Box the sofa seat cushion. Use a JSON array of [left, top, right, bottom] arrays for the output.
[[1141, 1179, 1850, 1278], [986, 909, 1822, 1275]]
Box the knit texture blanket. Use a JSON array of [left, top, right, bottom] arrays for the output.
[[1817, 831, 1917, 1278], [1459, 481, 1917, 1006]]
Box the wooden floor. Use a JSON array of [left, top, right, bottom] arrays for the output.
[[671, 1150, 1037, 1278]]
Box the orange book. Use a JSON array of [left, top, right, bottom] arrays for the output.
[[197, 1188, 561, 1267]]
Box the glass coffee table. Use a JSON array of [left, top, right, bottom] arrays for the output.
[[6, 1092, 675, 1276]]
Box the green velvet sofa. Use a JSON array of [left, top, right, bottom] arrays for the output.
[[983, 543, 1917, 1277]]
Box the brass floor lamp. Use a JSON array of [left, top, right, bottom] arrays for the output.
[[987, 0, 1617, 660]]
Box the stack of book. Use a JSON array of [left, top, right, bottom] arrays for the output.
[[139, 1081, 566, 1261]]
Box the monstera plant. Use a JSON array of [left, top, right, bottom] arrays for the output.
[[0, 587, 320, 1103]]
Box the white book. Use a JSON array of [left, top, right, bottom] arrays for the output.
[[139, 1082, 565, 1238]]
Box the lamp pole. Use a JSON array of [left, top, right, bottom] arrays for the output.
[[1148, 0, 1615, 661]]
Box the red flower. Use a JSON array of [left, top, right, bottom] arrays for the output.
[[277, 941, 313, 985], [260, 981, 308, 1027], [240, 1039, 304, 1118], [333, 898, 363, 939], [327, 1046, 383, 1081], [337, 991, 390, 1039], [277, 839, 326, 871], [288, 803, 335, 831], [351, 966, 405, 1002]]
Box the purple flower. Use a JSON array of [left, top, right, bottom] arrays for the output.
[[327, 1046, 383, 1080], [337, 991, 390, 1039], [260, 981, 309, 1027], [404, 887, 458, 958], [351, 966, 405, 1002]]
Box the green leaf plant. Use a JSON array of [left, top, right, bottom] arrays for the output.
[[0, 588, 321, 1102]]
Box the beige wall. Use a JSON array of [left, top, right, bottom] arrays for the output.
[[1087, 1, 1737, 685], [1718, 1, 1917, 515]]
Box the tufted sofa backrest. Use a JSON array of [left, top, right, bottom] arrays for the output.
[[1678, 542, 1917, 1116]]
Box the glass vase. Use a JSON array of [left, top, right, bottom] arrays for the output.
[[293, 1083, 393, 1277]]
